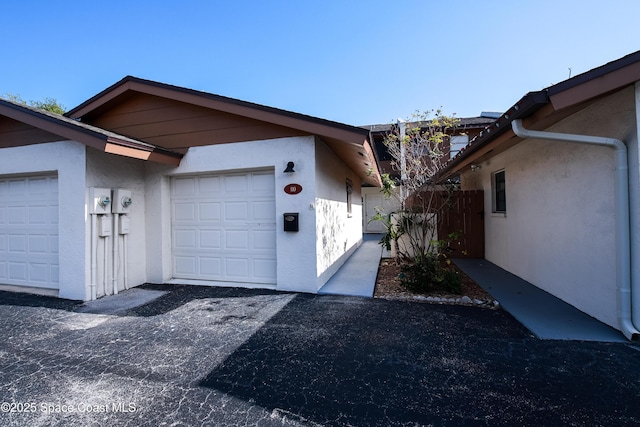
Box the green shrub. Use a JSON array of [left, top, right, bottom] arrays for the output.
[[399, 255, 437, 293], [399, 254, 462, 294], [441, 269, 462, 294]]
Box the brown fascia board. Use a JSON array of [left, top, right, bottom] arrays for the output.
[[65, 77, 138, 118], [67, 75, 379, 182], [0, 99, 182, 165], [362, 138, 382, 186], [548, 51, 640, 110], [413, 51, 640, 184], [67, 76, 371, 146], [435, 91, 549, 181], [363, 117, 495, 135], [1, 100, 107, 151], [365, 129, 383, 171], [436, 51, 640, 181]]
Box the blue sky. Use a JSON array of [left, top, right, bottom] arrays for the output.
[[2, 1, 639, 126]]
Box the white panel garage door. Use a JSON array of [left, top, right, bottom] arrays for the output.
[[171, 170, 277, 284], [0, 175, 59, 289]]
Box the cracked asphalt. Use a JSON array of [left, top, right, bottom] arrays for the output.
[[0, 284, 639, 426]]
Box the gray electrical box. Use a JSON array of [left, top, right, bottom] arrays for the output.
[[283, 213, 299, 232]]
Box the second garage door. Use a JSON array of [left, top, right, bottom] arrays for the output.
[[171, 170, 277, 285], [0, 175, 59, 290]]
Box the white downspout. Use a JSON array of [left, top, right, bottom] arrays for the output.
[[103, 221, 109, 297], [90, 214, 97, 300], [112, 214, 119, 295], [123, 230, 129, 290], [512, 119, 639, 340]]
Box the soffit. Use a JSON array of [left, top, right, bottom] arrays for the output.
[[437, 51, 640, 182], [68, 77, 372, 145], [549, 52, 640, 110], [444, 99, 602, 176], [0, 115, 66, 147], [68, 77, 381, 185], [440, 96, 613, 180], [83, 92, 309, 149], [0, 99, 182, 166]]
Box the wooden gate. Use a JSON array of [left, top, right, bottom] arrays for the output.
[[403, 189, 485, 258], [436, 190, 484, 258]]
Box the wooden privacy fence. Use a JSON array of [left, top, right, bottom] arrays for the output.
[[409, 190, 485, 258]]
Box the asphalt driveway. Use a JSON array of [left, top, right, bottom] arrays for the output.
[[0, 285, 639, 426]]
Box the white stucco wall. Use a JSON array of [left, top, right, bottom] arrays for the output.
[[461, 87, 637, 329], [144, 136, 321, 293], [0, 141, 87, 300], [85, 150, 148, 297], [0, 135, 369, 298], [314, 137, 363, 289]]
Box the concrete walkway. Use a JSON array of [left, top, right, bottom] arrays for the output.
[[315, 236, 627, 342], [317, 234, 383, 297], [453, 258, 627, 342], [77, 288, 168, 315]]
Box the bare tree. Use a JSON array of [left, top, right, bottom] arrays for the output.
[[383, 109, 459, 204], [372, 109, 463, 293], [376, 109, 461, 256]]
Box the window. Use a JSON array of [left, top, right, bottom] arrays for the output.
[[346, 179, 353, 216], [493, 170, 506, 213], [450, 135, 469, 159]]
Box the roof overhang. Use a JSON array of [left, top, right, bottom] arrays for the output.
[[0, 99, 183, 166], [436, 50, 640, 181], [66, 76, 381, 186], [548, 52, 640, 110]]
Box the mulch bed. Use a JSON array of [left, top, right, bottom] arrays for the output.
[[374, 258, 498, 308]]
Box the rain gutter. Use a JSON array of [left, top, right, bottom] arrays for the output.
[[512, 119, 639, 340]]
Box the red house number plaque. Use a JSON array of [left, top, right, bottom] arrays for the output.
[[284, 183, 302, 195]]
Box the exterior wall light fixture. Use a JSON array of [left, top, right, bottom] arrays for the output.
[[284, 161, 295, 173]]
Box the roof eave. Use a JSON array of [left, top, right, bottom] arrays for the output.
[[549, 57, 640, 110], [66, 76, 371, 145], [436, 50, 640, 182], [66, 75, 379, 182], [362, 136, 382, 186], [435, 91, 549, 181], [0, 99, 183, 166]]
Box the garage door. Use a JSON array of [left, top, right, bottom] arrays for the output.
[[171, 170, 277, 284], [0, 175, 59, 289]]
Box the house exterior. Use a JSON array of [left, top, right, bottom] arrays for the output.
[[437, 51, 640, 339], [361, 116, 495, 233], [0, 77, 381, 301], [364, 115, 497, 179]]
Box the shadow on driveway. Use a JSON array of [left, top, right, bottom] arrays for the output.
[[1, 286, 639, 426], [201, 294, 640, 426]]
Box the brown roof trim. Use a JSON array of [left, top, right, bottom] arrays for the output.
[[362, 116, 497, 133], [66, 76, 371, 144], [435, 91, 549, 180], [66, 75, 381, 185], [549, 52, 640, 110], [436, 50, 640, 181], [548, 50, 640, 97], [0, 99, 183, 166]]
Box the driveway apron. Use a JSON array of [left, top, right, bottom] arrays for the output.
[[0, 286, 638, 426]]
